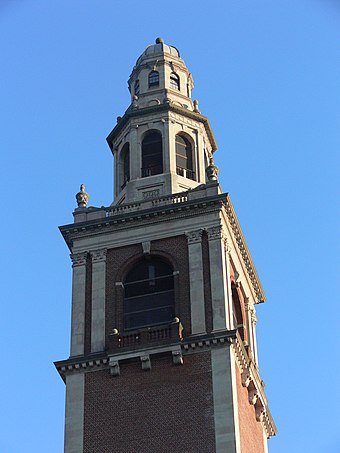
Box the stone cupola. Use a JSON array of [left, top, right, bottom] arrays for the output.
[[106, 38, 218, 205]]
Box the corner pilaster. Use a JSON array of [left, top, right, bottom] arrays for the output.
[[90, 248, 107, 353], [64, 373, 84, 453], [70, 252, 87, 357], [186, 229, 206, 334], [207, 226, 231, 331], [211, 346, 241, 453]]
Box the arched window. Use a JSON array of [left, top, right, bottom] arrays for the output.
[[170, 73, 180, 90], [175, 134, 195, 180], [124, 257, 175, 330], [142, 132, 163, 177], [134, 79, 140, 95], [231, 283, 245, 340], [120, 143, 130, 189], [148, 71, 159, 88]]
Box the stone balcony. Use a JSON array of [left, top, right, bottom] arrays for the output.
[[107, 319, 183, 352]]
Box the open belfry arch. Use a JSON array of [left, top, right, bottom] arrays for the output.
[[55, 38, 276, 453]]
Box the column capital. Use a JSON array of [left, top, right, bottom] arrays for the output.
[[90, 248, 107, 263], [206, 225, 227, 242], [244, 296, 251, 310], [186, 229, 203, 244], [70, 252, 88, 267], [250, 308, 257, 325]]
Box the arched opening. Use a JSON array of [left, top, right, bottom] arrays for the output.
[[175, 134, 195, 180], [148, 70, 159, 88], [120, 143, 130, 189], [231, 283, 245, 340], [141, 131, 163, 177], [124, 257, 175, 330], [170, 72, 180, 90]]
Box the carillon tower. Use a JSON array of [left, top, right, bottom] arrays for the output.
[[55, 38, 276, 453]]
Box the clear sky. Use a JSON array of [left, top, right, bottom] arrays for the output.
[[0, 1, 339, 452]]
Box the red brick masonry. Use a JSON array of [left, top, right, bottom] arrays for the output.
[[236, 366, 265, 453], [83, 352, 216, 453]]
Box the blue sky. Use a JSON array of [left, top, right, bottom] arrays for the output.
[[0, 1, 339, 452]]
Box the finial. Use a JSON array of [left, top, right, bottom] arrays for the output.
[[193, 99, 200, 113], [206, 157, 219, 182], [76, 184, 89, 208], [155, 37, 164, 44]]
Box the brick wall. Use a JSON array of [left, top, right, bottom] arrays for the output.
[[236, 366, 265, 453], [83, 351, 216, 452]]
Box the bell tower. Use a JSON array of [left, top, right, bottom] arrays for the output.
[[109, 36, 216, 204], [55, 38, 276, 453]]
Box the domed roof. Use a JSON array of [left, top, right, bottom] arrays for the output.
[[135, 38, 180, 66]]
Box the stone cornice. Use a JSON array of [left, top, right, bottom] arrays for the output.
[[106, 103, 217, 152], [224, 195, 266, 303], [60, 193, 226, 249]]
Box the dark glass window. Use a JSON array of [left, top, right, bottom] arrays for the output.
[[142, 132, 163, 177], [148, 71, 159, 88], [120, 143, 130, 189], [124, 258, 175, 330], [134, 79, 140, 95], [170, 73, 180, 90], [175, 135, 195, 180]]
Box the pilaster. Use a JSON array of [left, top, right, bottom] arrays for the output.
[[70, 252, 87, 357], [207, 226, 231, 331], [90, 248, 107, 353], [211, 346, 241, 453], [64, 373, 84, 453], [186, 229, 206, 334], [249, 306, 259, 364]]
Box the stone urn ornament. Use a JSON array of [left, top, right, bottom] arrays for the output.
[[206, 157, 219, 181], [76, 184, 89, 208]]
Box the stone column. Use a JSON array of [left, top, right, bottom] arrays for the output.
[[164, 118, 176, 174], [64, 373, 84, 453], [114, 147, 118, 199], [90, 249, 107, 353], [70, 252, 87, 357], [130, 125, 140, 180], [207, 226, 231, 331], [195, 128, 206, 183], [162, 118, 171, 173], [186, 229, 206, 334]]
